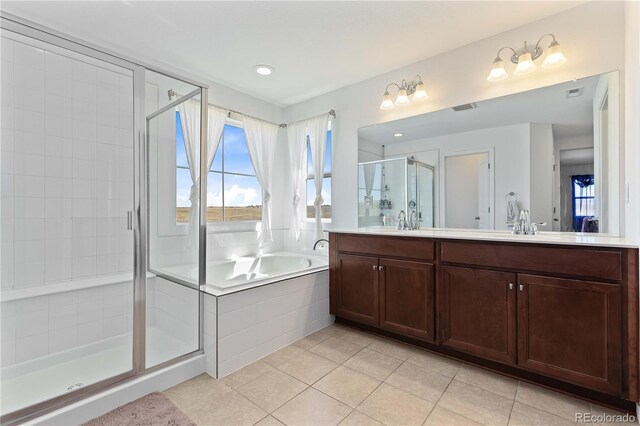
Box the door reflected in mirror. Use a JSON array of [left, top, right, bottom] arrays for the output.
[[358, 71, 620, 235]]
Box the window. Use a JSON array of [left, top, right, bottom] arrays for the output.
[[306, 130, 332, 219], [176, 114, 261, 223], [571, 174, 595, 231]]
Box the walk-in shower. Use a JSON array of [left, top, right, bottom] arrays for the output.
[[0, 14, 208, 423]]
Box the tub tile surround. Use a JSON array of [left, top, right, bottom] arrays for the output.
[[164, 323, 632, 426], [207, 270, 332, 378]]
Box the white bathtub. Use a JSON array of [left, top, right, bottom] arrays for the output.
[[160, 252, 329, 296]]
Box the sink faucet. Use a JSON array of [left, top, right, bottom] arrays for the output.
[[512, 210, 547, 235], [396, 210, 407, 230], [313, 238, 329, 250], [408, 210, 421, 230]]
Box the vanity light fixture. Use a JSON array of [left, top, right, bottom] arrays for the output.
[[380, 75, 429, 110], [487, 34, 567, 82]]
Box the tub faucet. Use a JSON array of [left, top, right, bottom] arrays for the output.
[[313, 238, 329, 250]]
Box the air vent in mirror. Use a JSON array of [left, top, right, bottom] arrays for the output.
[[452, 103, 477, 112], [566, 87, 584, 98]]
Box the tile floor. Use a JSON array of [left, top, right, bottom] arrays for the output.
[[163, 324, 632, 425]]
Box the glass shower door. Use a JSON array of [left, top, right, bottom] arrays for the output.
[[0, 33, 137, 420]]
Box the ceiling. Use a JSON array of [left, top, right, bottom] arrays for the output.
[[1, 1, 582, 106], [358, 73, 602, 145]]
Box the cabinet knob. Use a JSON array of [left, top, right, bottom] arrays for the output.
[[519, 284, 524, 291], [379, 266, 384, 271], [509, 283, 514, 290], [372, 265, 378, 270]]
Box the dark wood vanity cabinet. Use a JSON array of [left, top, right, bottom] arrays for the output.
[[517, 274, 622, 394], [441, 266, 517, 365], [330, 232, 639, 407]]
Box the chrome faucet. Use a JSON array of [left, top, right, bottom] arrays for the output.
[[512, 210, 547, 235], [408, 210, 421, 230], [396, 210, 407, 230], [313, 238, 329, 250]]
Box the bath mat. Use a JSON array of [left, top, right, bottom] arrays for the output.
[[83, 392, 196, 426]]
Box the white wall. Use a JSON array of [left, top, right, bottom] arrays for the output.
[[529, 123, 554, 227], [283, 2, 627, 232]]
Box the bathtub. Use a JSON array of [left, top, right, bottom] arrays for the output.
[[160, 252, 329, 296]]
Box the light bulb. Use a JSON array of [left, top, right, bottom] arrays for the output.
[[380, 92, 394, 110], [487, 58, 508, 82], [411, 82, 428, 101], [514, 52, 537, 75], [395, 88, 410, 105], [541, 41, 567, 69]]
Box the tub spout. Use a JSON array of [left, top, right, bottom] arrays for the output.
[[313, 238, 329, 250]]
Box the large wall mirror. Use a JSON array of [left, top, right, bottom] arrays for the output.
[[358, 71, 621, 235]]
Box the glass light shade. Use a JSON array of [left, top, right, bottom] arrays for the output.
[[541, 42, 567, 69], [411, 83, 429, 100], [380, 92, 394, 110], [514, 52, 537, 75], [487, 58, 508, 82], [395, 88, 410, 105]]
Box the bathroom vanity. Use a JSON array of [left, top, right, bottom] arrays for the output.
[[328, 229, 639, 410]]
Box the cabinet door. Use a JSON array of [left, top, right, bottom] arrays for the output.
[[441, 266, 517, 364], [517, 274, 622, 394], [379, 259, 435, 341], [335, 253, 379, 325]]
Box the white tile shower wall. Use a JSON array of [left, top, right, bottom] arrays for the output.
[[147, 276, 199, 350], [0, 281, 133, 367], [204, 293, 217, 378], [216, 270, 331, 377], [0, 36, 134, 292]]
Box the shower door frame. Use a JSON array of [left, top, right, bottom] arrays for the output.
[[0, 12, 208, 425]]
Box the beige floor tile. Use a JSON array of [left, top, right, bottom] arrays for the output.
[[515, 382, 590, 421], [263, 344, 305, 367], [188, 390, 267, 426], [454, 364, 518, 400], [340, 410, 384, 426], [236, 369, 307, 413], [273, 388, 352, 426], [438, 380, 513, 426], [406, 349, 461, 378], [294, 329, 333, 350], [334, 327, 377, 347], [368, 337, 416, 361], [590, 404, 636, 425], [314, 365, 381, 408], [163, 373, 234, 414], [278, 350, 339, 385], [509, 401, 575, 425], [358, 383, 434, 426], [423, 406, 482, 426], [254, 415, 286, 425], [385, 362, 452, 403], [310, 337, 364, 364], [222, 360, 276, 389], [343, 347, 403, 381]]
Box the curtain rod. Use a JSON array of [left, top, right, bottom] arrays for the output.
[[168, 89, 336, 129]]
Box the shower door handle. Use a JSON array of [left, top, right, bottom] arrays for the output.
[[127, 211, 134, 230]]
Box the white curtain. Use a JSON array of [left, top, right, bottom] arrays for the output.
[[177, 101, 228, 250], [242, 115, 279, 247], [307, 115, 329, 240], [287, 121, 307, 241]]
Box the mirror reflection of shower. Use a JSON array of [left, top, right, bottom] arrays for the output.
[[358, 156, 435, 228]]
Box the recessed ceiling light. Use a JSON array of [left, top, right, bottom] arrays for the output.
[[394, 133, 404, 137], [254, 65, 274, 76]]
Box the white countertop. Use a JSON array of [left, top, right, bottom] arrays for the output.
[[329, 227, 639, 248]]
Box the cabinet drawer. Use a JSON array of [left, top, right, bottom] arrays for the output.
[[336, 234, 435, 261], [441, 241, 622, 281]]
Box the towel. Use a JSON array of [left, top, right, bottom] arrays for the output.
[[506, 199, 519, 226]]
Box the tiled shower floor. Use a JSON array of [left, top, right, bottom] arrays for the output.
[[163, 323, 632, 425]]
